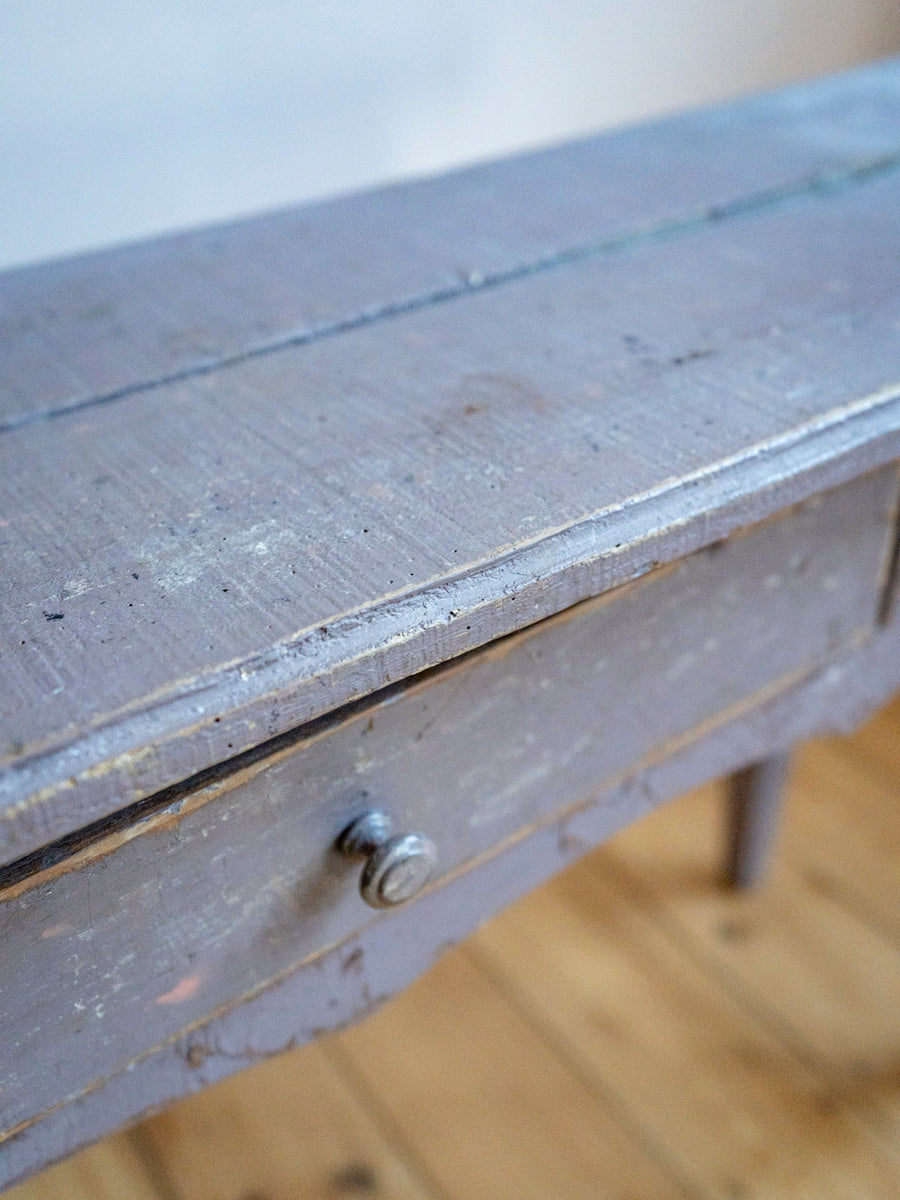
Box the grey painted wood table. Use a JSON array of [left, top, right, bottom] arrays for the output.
[[2, 57, 900, 1190]]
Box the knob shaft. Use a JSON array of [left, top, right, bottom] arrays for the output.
[[338, 811, 436, 908]]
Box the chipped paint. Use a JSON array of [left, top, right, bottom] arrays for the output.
[[155, 976, 202, 1005], [40, 922, 73, 939], [4, 401, 900, 867]]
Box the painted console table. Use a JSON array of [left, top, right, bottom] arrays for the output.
[[2, 56, 900, 1189]]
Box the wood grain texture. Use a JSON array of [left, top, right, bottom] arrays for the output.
[[133, 1045, 441, 1200], [3, 115, 900, 860], [333, 949, 680, 1200], [604, 790, 900, 1085], [785, 741, 900, 935], [848, 701, 900, 779], [470, 853, 900, 1199], [3, 57, 900, 431], [0, 1139, 160, 1200]]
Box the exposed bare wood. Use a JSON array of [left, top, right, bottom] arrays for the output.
[[838, 692, 900, 783], [334, 949, 682, 1200], [784, 737, 900, 935], [135, 1044, 441, 1200], [2, 1139, 160, 1200], [471, 846, 899, 1198], [601, 791, 900, 1117]]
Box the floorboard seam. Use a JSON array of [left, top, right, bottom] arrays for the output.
[[461, 942, 705, 1200], [323, 1039, 455, 1200]]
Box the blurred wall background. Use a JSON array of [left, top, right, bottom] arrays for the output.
[[2, 0, 899, 271]]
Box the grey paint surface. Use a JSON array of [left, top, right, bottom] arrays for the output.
[[2, 62, 900, 1185], [5, 1, 899, 272], [3, 62, 900, 861], [3, 537, 899, 1190], [0, 469, 895, 1167], [3, 56, 900, 427]]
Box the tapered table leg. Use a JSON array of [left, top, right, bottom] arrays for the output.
[[725, 752, 792, 888]]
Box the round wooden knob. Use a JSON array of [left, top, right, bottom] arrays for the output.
[[338, 811, 436, 908]]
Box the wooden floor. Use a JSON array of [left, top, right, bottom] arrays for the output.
[[9, 697, 900, 1200]]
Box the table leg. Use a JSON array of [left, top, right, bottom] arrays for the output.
[[724, 752, 792, 888]]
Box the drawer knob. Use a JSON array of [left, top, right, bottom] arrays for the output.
[[338, 811, 436, 908]]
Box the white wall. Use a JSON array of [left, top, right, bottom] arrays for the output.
[[2, 1, 899, 270]]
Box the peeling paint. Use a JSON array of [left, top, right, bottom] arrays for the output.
[[40, 922, 73, 939], [155, 975, 202, 1005]]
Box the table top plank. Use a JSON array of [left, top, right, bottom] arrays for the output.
[[2, 63, 900, 864], [3, 58, 900, 430]]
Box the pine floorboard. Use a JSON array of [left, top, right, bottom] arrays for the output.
[[7, 695, 899, 1199]]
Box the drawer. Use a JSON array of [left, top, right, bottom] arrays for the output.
[[1, 466, 895, 1148]]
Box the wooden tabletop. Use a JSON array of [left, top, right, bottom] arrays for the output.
[[2, 57, 900, 865]]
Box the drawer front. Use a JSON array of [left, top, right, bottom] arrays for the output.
[[1, 466, 895, 1143]]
